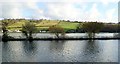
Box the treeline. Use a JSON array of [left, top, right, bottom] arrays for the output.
[[76, 24, 120, 33], [0, 19, 120, 33], [1, 19, 120, 41]]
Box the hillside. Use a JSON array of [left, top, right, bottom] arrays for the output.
[[1, 19, 119, 33], [5, 19, 80, 32]]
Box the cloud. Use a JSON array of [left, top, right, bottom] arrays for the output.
[[45, 3, 82, 20], [100, 0, 119, 5], [10, 7, 22, 18], [106, 9, 116, 19], [105, 8, 118, 23], [24, 2, 44, 19], [26, 1, 43, 14], [0, 0, 119, 2], [0, 4, 2, 18], [0, 0, 118, 23], [88, 3, 101, 21], [1, 2, 23, 18], [1, 1, 44, 19]]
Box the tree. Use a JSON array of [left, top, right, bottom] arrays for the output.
[[48, 26, 65, 38], [2, 20, 9, 39], [21, 21, 38, 39], [82, 22, 104, 38], [118, 23, 120, 32]]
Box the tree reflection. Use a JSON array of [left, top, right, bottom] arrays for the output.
[[2, 42, 11, 62], [49, 40, 66, 52], [22, 41, 37, 56], [80, 40, 100, 61], [2, 41, 25, 62], [2, 41, 9, 52], [3, 41, 8, 57], [83, 40, 100, 56]]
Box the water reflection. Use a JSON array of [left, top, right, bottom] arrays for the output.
[[22, 41, 37, 62], [48, 40, 66, 62], [2, 42, 8, 62], [49, 40, 65, 52], [118, 40, 119, 63], [1, 33, 118, 38], [82, 40, 100, 61], [22, 41, 37, 56], [85, 40, 99, 53], [0, 40, 2, 63], [2, 40, 118, 62], [2, 41, 25, 62]]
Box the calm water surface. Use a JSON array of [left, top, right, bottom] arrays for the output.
[[2, 40, 118, 62], [0, 33, 119, 62]]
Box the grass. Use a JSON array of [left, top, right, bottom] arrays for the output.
[[36, 20, 60, 27], [4, 20, 80, 31], [8, 20, 26, 28], [36, 27, 49, 30], [58, 21, 79, 29], [8, 28, 22, 31]]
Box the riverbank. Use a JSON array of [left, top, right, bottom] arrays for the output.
[[2, 37, 120, 41]]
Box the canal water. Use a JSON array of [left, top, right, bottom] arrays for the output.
[[0, 33, 119, 62]]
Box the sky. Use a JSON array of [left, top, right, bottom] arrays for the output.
[[0, 0, 119, 23]]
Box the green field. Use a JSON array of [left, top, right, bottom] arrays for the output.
[[58, 21, 79, 29], [2, 19, 80, 31], [36, 20, 60, 27], [8, 21, 25, 28]]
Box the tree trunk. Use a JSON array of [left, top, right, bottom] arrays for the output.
[[29, 32, 33, 39], [55, 33, 59, 38], [88, 32, 92, 38], [92, 33, 95, 38]]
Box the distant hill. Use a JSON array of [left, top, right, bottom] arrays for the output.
[[1, 19, 119, 33], [2, 19, 80, 32]]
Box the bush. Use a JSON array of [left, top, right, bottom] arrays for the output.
[[21, 21, 38, 39], [48, 26, 65, 38], [82, 22, 104, 38]]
